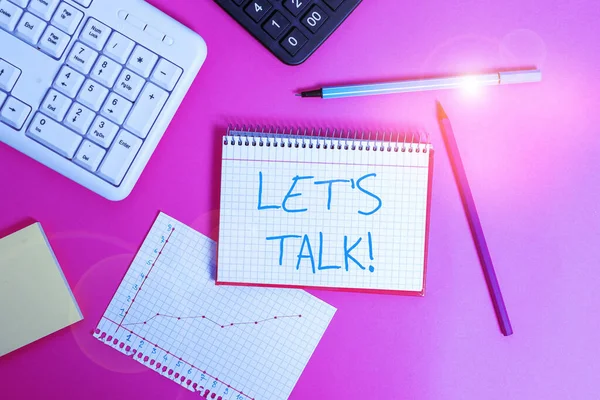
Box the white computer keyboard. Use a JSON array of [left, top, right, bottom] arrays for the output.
[[0, 0, 206, 200]]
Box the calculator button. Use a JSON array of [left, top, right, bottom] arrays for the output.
[[263, 12, 290, 39], [53, 66, 84, 98], [74, 140, 106, 171], [38, 25, 70, 57], [126, 45, 158, 78], [80, 18, 111, 50], [150, 59, 182, 91], [67, 42, 98, 74], [41, 89, 71, 121], [104, 32, 135, 64], [27, 113, 82, 158], [281, 28, 308, 56], [90, 56, 122, 88], [0, 96, 31, 129], [77, 79, 108, 111], [283, 0, 311, 17], [15, 12, 46, 45], [51, 2, 83, 35], [302, 5, 328, 33], [231, 0, 244, 5], [0, 60, 21, 92], [114, 69, 144, 101], [245, 0, 272, 22], [323, 0, 344, 10], [28, 0, 60, 21], [87, 115, 118, 148], [97, 130, 142, 185], [63, 103, 94, 134]]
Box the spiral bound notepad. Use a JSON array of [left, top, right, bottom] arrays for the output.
[[217, 127, 434, 294]]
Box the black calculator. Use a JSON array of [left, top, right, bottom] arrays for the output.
[[214, 0, 362, 65]]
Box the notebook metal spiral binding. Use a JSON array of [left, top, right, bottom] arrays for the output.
[[224, 125, 430, 153]]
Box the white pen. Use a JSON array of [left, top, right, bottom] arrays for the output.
[[296, 69, 542, 99]]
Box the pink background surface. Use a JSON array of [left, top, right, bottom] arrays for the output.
[[1, 0, 599, 398]]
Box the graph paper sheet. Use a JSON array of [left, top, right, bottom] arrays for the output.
[[94, 213, 336, 400], [218, 132, 433, 294]]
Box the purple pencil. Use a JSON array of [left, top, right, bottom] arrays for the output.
[[436, 101, 513, 336]]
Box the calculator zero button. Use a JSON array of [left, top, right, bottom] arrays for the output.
[[244, 0, 272, 23], [27, 113, 82, 158], [281, 28, 308, 56], [80, 18, 111, 50], [302, 5, 328, 33], [283, 0, 311, 17], [263, 12, 290, 39]]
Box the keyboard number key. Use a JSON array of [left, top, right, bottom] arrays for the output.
[[27, 113, 82, 158], [67, 42, 99, 74], [281, 28, 308, 56], [114, 69, 144, 101], [0, 97, 31, 130], [87, 116, 118, 148], [74, 140, 106, 172], [101, 92, 132, 125], [150, 59, 182, 91], [90, 56, 122, 88], [283, 0, 310, 16], [53, 66, 84, 98], [51, 2, 83, 35], [302, 6, 328, 33], [77, 79, 108, 111], [263, 12, 290, 40], [244, 0, 272, 22], [104, 32, 135, 64], [41, 89, 71, 121], [39, 25, 70, 58], [97, 130, 142, 185], [64, 103, 95, 134]]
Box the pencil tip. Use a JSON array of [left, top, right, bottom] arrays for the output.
[[436, 100, 448, 120], [294, 93, 301, 97]]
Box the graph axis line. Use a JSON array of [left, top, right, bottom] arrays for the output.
[[122, 313, 303, 328]]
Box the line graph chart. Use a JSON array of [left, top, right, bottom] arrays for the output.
[[94, 213, 336, 400]]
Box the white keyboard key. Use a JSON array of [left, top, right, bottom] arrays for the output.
[[74, 139, 105, 171], [101, 92, 131, 125], [28, 0, 60, 21], [38, 25, 69, 57], [51, 2, 83, 35], [0, 0, 24, 32], [11, 0, 30, 7], [15, 12, 46, 45], [97, 130, 141, 185], [0, 59, 21, 92], [126, 45, 158, 78], [67, 42, 98, 74], [104, 31, 135, 64], [79, 18, 111, 50], [63, 102, 94, 134], [123, 83, 168, 139], [0, 96, 31, 129], [27, 113, 82, 158], [41, 89, 71, 121], [53, 66, 84, 98], [0, 92, 6, 108], [87, 115, 118, 148], [90, 56, 121, 88], [77, 79, 108, 111], [113, 69, 144, 101], [150, 59, 182, 91], [71, 0, 91, 7]]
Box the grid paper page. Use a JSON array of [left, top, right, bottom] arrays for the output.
[[218, 132, 433, 293], [94, 213, 336, 400]]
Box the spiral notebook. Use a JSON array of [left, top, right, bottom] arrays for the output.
[[217, 127, 434, 295]]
